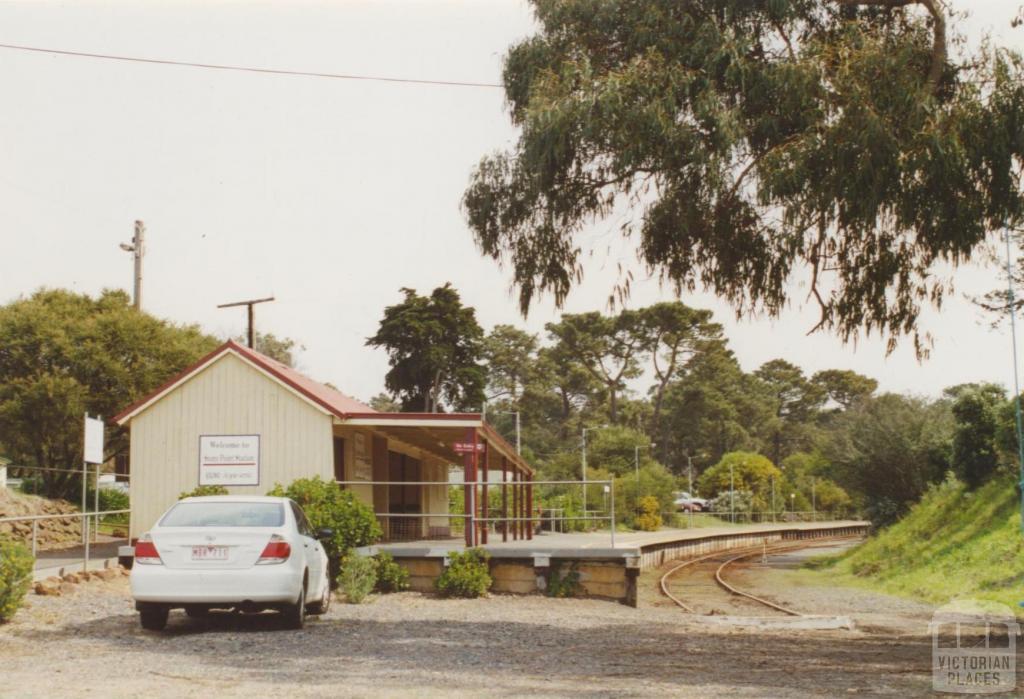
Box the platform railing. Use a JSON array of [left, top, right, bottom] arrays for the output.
[[0, 509, 132, 573], [664, 510, 852, 527], [334, 479, 617, 547]]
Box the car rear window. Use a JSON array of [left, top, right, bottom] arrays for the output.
[[160, 502, 285, 527]]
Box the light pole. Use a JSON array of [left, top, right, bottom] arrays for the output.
[[1003, 229, 1024, 536], [729, 462, 735, 524], [581, 425, 608, 521], [790, 492, 796, 518], [770, 476, 776, 524], [686, 453, 695, 528], [634, 442, 655, 518], [811, 477, 817, 522]]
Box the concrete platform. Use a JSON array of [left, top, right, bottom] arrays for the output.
[[364, 520, 870, 561], [360, 520, 870, 606]]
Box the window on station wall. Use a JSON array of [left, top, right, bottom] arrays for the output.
[[333, 437, 346, 483]]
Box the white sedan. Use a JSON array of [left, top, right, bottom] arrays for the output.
[[130, 495, 332, 631]]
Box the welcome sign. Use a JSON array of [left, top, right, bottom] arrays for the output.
[[199, 434, 260, 486]]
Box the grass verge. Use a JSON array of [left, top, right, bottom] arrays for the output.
[[806, 476, 1024, 612]]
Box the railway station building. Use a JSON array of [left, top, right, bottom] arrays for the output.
[[113, 340, 535, 544]]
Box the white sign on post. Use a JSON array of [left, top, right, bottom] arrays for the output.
[[199, 435, 260, 486], [84, 416, 105, 465]]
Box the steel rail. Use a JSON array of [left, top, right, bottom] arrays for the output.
[[659, 535, 862, 616]]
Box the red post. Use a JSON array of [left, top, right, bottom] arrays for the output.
[[472, 428, 480, 547], [462, 427, 475, 547], [527, 474, 533, 541], [501, 456, 508, 543], [481, 439, 489, 545]]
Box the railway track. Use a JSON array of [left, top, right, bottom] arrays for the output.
[[658, 536, 861, 617]]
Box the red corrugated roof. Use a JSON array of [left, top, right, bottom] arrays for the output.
[[113, 340, 375, 424]]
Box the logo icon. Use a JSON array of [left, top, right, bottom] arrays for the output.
[[930, 599, 1020, 694]]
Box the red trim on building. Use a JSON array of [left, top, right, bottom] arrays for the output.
[[113, 340, 375, 425]]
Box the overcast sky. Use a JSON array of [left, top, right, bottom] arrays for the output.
[[1, 0, 1022, 406]]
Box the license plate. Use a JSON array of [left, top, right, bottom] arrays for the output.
[[191, 545, 228, 561]]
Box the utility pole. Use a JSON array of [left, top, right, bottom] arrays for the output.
[[119, 220, 145, 310], [730, 462, 735, 524], [1004, 229, 1024, 536], [686, 453, 695, 528], [217, 296, 275, 348], [581, 425, 608, 522], [634, 442, 654, 518]]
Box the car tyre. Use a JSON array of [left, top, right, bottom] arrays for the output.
[[283, 580, 306, 630], [139, 604, 168, 631], [185, 605, 211, 619], [307, 580, 331, 616]]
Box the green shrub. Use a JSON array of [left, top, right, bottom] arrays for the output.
[[0, 538, 33, 623], [546, 561, 582, 598], [85, 487, 130, 512], [436, 548, 492, 598], [338, 552, 377, 604], [17, 477, 42, 496], [267, 476, 382, 579], [633, 495, 663, 531], [375, 552, 410, 593], [179, 484, 229, 499]]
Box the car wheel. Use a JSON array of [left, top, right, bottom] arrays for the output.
[[307, 579, 331, 616], [139, 604, 168, 631], [283, 579, 306, 630]]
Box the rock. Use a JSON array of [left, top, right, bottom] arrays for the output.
[[96, 569, 119, 581], [58, 583, 76, 595], [35, 581, 61, 596], [62, 573, 80, 584]]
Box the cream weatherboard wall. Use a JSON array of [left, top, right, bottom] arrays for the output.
[[128, 352, 333, 535]]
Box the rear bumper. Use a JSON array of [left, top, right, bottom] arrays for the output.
[[130, 564, 301, 605]]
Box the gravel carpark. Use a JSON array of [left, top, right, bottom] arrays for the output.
[[0, 570, 942, 698]]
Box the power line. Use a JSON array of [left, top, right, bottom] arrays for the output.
[[0, 41, 504, 89]]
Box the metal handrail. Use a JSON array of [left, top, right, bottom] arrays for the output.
[[334, 479, 613, 486], [0, 508, 131, 570], [337, 478, 617, 546], [0, 509, 130, 524]]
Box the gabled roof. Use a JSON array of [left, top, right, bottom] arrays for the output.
[[113, 340, 375, 425]]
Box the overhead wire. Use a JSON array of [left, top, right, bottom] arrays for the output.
[[0, 41, 504, 89]]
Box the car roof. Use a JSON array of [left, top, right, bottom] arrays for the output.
[[179, 495, 291, 504]]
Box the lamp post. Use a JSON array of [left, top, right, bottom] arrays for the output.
[[729, 462, 735, 524], [634, 443, 655, 518], [790, 492, 796, 518], [1003, 229, 1024, 536], [581, 425, 608, 521]]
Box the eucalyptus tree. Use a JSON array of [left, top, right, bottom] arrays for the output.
[[464, 0, 1024, 356]]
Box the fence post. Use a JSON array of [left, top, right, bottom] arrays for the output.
[[83, 515, 90, 573]]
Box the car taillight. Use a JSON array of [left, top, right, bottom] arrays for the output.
[[257, 534, 291, 565], [135, 534, 162, 565]]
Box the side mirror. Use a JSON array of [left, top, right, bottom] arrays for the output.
[[316, 528, 334, 541]]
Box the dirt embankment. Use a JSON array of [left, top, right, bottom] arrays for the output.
[[0, 489, 82, 549]]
